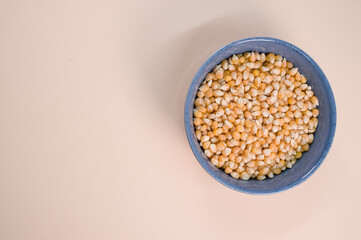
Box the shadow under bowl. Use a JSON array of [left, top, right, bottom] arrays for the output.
[[184, 37, 336, 194]]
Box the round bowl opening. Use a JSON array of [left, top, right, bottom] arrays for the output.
[[184, 37, 336, 194]]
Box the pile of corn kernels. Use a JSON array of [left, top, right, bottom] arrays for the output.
[[193, 52, 319, 180]]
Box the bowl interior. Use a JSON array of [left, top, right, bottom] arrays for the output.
[[185, 37, 336, 194]]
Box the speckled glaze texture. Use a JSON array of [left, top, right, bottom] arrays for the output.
[[184, 37, 337, 194]]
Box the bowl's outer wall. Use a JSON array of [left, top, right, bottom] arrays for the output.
[[184, 37, 337, 194]]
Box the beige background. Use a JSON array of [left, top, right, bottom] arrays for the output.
[[0, 0, 360, 239]]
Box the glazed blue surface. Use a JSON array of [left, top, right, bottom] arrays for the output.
[[184, 37, 337, 194]]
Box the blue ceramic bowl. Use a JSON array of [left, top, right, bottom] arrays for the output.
[[184, 37, 336, 194]]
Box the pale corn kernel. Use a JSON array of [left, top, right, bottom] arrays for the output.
[[284, 79, 292, 87], [259, 167, 270, 175], [202, 141, 211, 149], [250, 88, 258, 97], [260, 66, 270, 72], [269, 106, 278, 114], [244, 111, 253, 120], [285, 90, 293, 98], [300, 75, 307, 83], [296, 101, 304, 109], [222, 148, 232, 156], [199, 84, 209, 93], [235, 156, 242, 163], [251, 147, 262, 155], [197, 106, 207, 114], [289, 68, 298, 76], [277, 160, 285, 168], [245, 167, 255, 175], [256, 129, 263, 138], [240, 171, 250, 180], [312, 108, 319, 117], [231, 171, 240, 179], [269, 143, 278, 151], [247, 63, 255, 69], [231, 54, 239, 64], [229, 161, 237, 169], [286, 61, 293, 68], [238, 64, 246, 72], [225, 167, 233, 174], [288, 97, 296, 105], [243, 69, 250, 80], [310, 96, 319, 106], [274, 60, 282, 68], [300, 84, 307, 90], [215, 68, 224, 79], [205, 89, 213, 98], [224, 75, 232, 82], [209, 143, 218, 153], [271, 68, 281, 75], [194, 98, 204, 107], [306, 90, 314, 97], [214, 90, 224, 97], [267, 96, 277, 105], [204, 149, 213, 158], [228, 153, 236, 162], [232, 131, 241, 140], [257, 175, 266, 180], [262, 109, 270, 117], [274, 55, 282, 61], [213, 128, 222, 136], [249, 52, 256, 62], [260, 53, 266, 62], [302, 144, 309, 151], [246, 135, 257, 144], [303, 115, 310, 124], [228, 64, 236, 72], [197, 91, 205, 98], [200, 135, 209, 142], [267, 53, 275, 63], [215, 108, 224, 117], [211, 156, 218, 165], [194, 118, 202, 126], [264, 75, 273, 83], [263, 149, 272, 156], [240, 56, 246, 63], [221, 60, 229, 70], [273, 168, 282, 175], [246, 159, 256, 168], [196, 130, 202, 140], [219, 155, 228, 163], [240, 132, 248, 141], [264, 85, 273, 95], [308, 134, 314, 143], [193, 109, 203, 118], [206, 73, 215, 81], [285, 161, 293, 168]]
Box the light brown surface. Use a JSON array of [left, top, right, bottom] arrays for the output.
[[0, 0, 360, 239]]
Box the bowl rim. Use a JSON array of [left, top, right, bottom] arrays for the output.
[[184, 37, 337, 194]]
